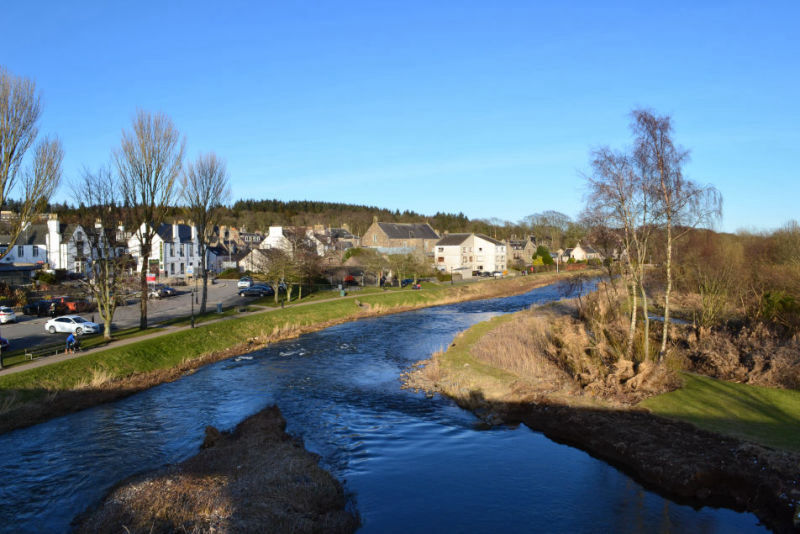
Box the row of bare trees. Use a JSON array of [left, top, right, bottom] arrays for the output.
[[1, 65, 231, 340], [584, 109, 722, 361], [78, 111, 231, 336]]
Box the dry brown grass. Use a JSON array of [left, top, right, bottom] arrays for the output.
[[73, 367, 114, 390], [74, 405, 358, 534]]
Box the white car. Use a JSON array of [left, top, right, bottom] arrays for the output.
[[237, 277, 253, 289], [44, 315, 101, 335], [0, 306, 17, 324]]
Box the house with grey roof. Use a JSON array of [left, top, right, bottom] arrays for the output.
[[0, 222, 49, 267], [46, 217, 91, 273], [434, 233, 507, 276], [506, 235, 537, 266], [128, 222, 202, 279], [560, 242, 601, 262], [361, 218, 439, 257]]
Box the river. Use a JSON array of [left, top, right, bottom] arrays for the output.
[[0, 281, 766, 532]]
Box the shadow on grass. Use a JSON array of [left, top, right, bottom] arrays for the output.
[[451, 390, 799, 534]]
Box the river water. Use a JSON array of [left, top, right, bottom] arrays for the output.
[[0, 282, 767, 533]]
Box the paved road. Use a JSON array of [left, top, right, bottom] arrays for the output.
[[1, 280, 251, 351]]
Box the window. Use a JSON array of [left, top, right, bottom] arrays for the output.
[[169, 243, 174, 257], [438, 257, 444, 263], [438, 247, 444, 252], [33, 247, 38, 257], [17, 246, 23, 257], [462, 247, 466, 253], [170, 263, 175, 274], [373, 234, 377, 243], [478, 247, 483, 252], [180, 263, 184, 274]]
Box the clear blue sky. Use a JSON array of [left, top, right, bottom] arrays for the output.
[[2, 1, 797, 232]]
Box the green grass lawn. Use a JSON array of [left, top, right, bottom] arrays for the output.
[[640, 373, 800, 452]]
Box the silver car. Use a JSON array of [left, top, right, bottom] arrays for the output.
[[44, 315, 101, 335], [0, 306, 17, 324]]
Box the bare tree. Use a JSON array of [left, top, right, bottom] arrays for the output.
[[116, 110, 185, 330], [632, 109, 722, 358], [0, 66, 63, 261], [180, 152, 230, 313], [586, 147, 655, 359], [72, 167, 130, 340]]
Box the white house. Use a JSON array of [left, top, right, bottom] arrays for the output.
[[434, 233, 507, 275], [128, 222, 202, 279], [258, 226, 293, 253], [562, 242, 601, 262], [46, 218, 91, 273], [0, 223, 49, 266]]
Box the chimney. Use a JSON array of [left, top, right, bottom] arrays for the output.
[[372, 216, 378, 224], [173, 223, 179, 243]]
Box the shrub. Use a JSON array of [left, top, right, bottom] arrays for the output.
[[761, 291, 800, 333], [567, 257, 576, 264], [34, 271, 57, 285], [535, 246, 554, 265], [342, 247, 365, 261], [435, 271, 452, 282]]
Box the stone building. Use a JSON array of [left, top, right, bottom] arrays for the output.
[[361, 218, 439, 257]]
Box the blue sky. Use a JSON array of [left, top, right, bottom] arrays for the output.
[[2, 1, 797, 232]]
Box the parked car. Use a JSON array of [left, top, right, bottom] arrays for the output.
[[148, 284, 178, 298], [0, 306, 17, 324], [237, 276, 253, 289], [49, 295, 92, 313], [400, 278, 415, 287], [23, 300, 54, 316], [343, 275, 359, 286], [44, 315, 101, 335], [492, 271, 504, 278], [239, 284, 274, 297], [480, 271, 493, 277], [0, 337, 9, 350]]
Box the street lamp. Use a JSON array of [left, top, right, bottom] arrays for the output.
[[190, 287, 195, 328]]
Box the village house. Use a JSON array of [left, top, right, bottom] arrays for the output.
[[506, 235, 537, 266], [561, 242, 601, 262], [434, 233, 507, 275], [46, 217, 91, 273], [361, 218, 439, 257], [258, 226, 293, 254], [0, 223, 49, 267], [128, 222, 202, 279]]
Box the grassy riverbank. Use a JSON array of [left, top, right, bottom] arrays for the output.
[[0, 272, 571, 434], [641, 373, 800, 452], [403, 305, 800, 533]]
